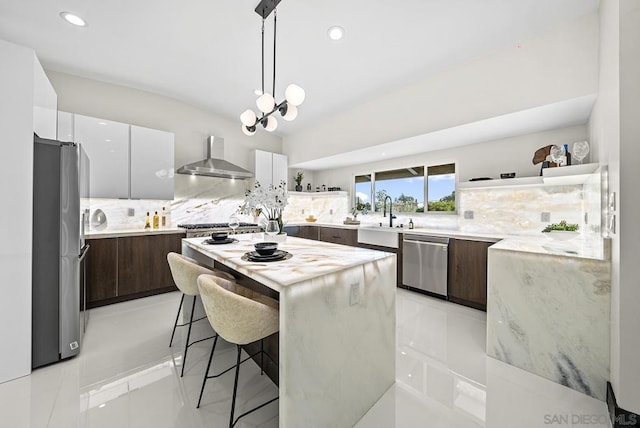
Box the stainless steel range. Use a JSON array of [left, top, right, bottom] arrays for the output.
[[177, 222, 263, 238]]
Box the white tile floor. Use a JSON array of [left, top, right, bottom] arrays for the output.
[[0, 289, 610, 427]]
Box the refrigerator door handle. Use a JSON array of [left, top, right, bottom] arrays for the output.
[[79, 244, 90, 262]]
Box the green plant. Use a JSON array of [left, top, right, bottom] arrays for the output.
[[294, 171, 304, 186], [542, 220, 579, 233]]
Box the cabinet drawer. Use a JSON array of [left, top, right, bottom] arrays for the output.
[[319, 227, 357, 246]]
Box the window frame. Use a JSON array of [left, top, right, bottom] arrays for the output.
[[352, 162, 457, 216]]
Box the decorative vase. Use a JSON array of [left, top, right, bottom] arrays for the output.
[[265, 219, 280, 236], [295, 184, 302, 192]]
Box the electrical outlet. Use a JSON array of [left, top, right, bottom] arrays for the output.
[[301, 209, 304, 215], [330, 209, 334, 215], [541, 212, 551, 222], [128, 208, 135, 217], [464, 210, 474, 220], [349, 282, 361, 306]]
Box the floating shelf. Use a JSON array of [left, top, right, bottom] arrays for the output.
[[288, 191, 348, 198], [458, 176, 543, 190], [541, 163, 599, 185], [458, 163, 600, 190]]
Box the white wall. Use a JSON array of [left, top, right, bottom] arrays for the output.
[[589, 0, 640, 414], [283, 12, 598, 166], [312, 125, 588, 194], [0, 40, 36, 383], [617, 0, 640, 414]]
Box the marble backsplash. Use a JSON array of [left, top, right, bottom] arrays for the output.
[[88, 173, 602, 238], [87, 175, 250, 230]]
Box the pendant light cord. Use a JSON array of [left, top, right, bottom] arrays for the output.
[[261, 18, 265, 97], [273, 9, 277, 99]]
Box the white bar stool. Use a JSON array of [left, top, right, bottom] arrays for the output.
[[196, 274, 279, 428], [166, 252, 234, 377]]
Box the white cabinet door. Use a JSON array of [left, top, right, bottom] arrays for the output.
[[57, 111, 73, 142], [130, 125, 174, 200], [32, 58, 57, 139], [272, 152, 288, 187], [254, 149, 273, 187], [74, 114, 129, 199]]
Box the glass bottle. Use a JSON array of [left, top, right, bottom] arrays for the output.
[[153, 211, 159, 229], [161, 206, 167, 227], [144, 212, 151, 229]]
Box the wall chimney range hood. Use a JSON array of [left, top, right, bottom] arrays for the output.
[[177, 136, 253, 179]]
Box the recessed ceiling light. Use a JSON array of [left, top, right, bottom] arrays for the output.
[[60, 12, 87, 27], [327, 26, 344, 41]]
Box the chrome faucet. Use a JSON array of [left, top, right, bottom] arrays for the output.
[[383, 196, 396, 227]]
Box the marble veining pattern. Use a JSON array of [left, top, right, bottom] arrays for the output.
[[279, 258, 396, 427], [486, 247, 611, 400], [183, 235, 397, 428], [182, 235, 395, 292], [458, 184, 589, 236]]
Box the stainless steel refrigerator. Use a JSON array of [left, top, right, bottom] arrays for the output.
[[32, 135, 90, 368]]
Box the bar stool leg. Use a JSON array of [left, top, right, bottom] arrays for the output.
[[197, 335, 219, 408], [169, 294, 185, 347], [260, 339, 264, 375], [229, 345, 242, 428], [180, 296, 197, 377]]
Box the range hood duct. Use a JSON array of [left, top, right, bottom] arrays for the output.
[[177, 136, 253, 179]]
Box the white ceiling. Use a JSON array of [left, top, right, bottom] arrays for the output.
[[0, 0, 598, 136]]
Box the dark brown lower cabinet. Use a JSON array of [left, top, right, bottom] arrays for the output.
[[318, 226, 357, 246], [86, 232, 184, 308], [282, 225, 318, 240], [86, 238, 118, 303], [447, 238, 493, 311]]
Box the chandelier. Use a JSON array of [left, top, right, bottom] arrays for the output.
[[240, 0, 305, 136]]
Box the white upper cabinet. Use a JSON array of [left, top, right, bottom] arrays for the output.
[[130, 125, 174, 200], [69, 113, 175, 200], [32, 57, 57, 140], [254, 149, 288, 188], [74, 114, 130, 199], [254, 149, 273, 187], [57, 111, 73, 142], [272, 153, 288, 187]]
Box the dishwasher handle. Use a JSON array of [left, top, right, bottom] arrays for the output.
[[403, 234, 449, 245], [403, 239, 449, 249]]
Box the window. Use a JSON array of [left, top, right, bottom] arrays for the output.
[[373, 167, 424, 213], [426, 163, 456, 212], [354, 175, 372, 211]]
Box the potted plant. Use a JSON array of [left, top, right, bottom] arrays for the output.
[[294, 171, 304, 192], [542, 220, 579, 240], [345, 197, 369, 224]]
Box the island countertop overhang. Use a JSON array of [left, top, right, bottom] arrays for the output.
[[182, 235, 396, 292]]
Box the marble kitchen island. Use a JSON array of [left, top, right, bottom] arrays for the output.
[[486, 236, 611, 400], [181, 235, 396, 428]]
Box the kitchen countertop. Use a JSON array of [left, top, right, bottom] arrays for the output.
[[183, 234, 394, 292], [489, 235, 607, 260], [86, 227, 185, 239], [286, 221, 607, 260]]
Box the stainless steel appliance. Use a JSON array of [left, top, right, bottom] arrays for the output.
[[32, 135, 90, 368], [402, 234, 449, 298], [176, 136, 253, 179], [178, 222, 263, 238]]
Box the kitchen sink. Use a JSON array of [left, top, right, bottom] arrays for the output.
[[357, 227, 399, 248]]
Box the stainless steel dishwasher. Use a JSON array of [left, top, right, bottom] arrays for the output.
[[402, 234, 449, 298]]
